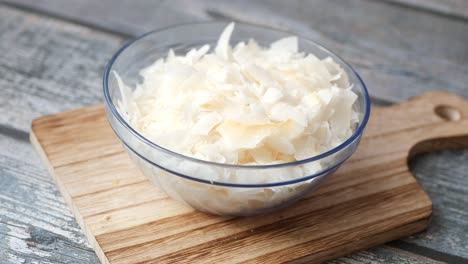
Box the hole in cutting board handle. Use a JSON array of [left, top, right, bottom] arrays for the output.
[[434, 105, 461, 121]]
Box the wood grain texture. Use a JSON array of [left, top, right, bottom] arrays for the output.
[[329, 245, 444, 264], [406, 149, 468, 258], [0, 2, 467, 263], [202, 0, 468, 102], [30, 92, 468, 263], [0, 5, 119, 263], [6, 0, 468, 103], [0, 135, 99, 263], [0, 4, 125, 132], [385, 0, 468, 19]]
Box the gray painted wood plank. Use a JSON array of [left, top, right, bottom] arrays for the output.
[[407, 149, 468, 258], [2, 0, 205, 37], [329, 245, 444, 264], [2, 1, 468, 134], [0, 4, 125, 132], [6, 0, 468, 103], [385, 0, 468, 19], [0, 3, 467, 263], [0, 135, 99, 264], [201, 0, 468, 102]]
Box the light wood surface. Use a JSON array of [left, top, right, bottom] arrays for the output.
[[30, 92, 468, 263]]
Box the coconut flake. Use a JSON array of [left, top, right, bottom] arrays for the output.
[[215, 22, 235, 60], [192, 112, 223, 135], [116, 22, 359, 169], [270, 36, 298, 53]]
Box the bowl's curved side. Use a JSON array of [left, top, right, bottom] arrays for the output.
[[102, 22, 370, 215]]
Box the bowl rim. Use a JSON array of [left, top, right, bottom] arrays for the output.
[[103, 21, 371, 172]]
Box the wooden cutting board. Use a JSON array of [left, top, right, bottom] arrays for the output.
[[30, 92, 468, 264]]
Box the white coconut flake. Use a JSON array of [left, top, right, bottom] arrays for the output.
[[270, 36, 298, 53], [116, 22, 358, 166], [115, 22, 360, 201], [215, 22, 235, 60], [192, 112, 223, 135]]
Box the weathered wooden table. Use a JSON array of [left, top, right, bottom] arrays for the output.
[[1, 0, 467, 263]]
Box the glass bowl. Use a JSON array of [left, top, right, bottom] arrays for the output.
[[103, 22, 371, 216]]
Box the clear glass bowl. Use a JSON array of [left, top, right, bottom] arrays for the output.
[[103, 22, 371, 216]]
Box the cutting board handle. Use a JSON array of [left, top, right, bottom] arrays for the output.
[[387, 92, 468, 158]]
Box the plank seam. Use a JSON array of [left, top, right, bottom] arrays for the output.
[[82, 197, 172, 219], [378, 0, 468, 22], [0, 124, 29, 142], [72, 180, 148, 199], [388, 240, 468, 263], [55, 150, 125, 169], [0, 1, 134, 39]]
